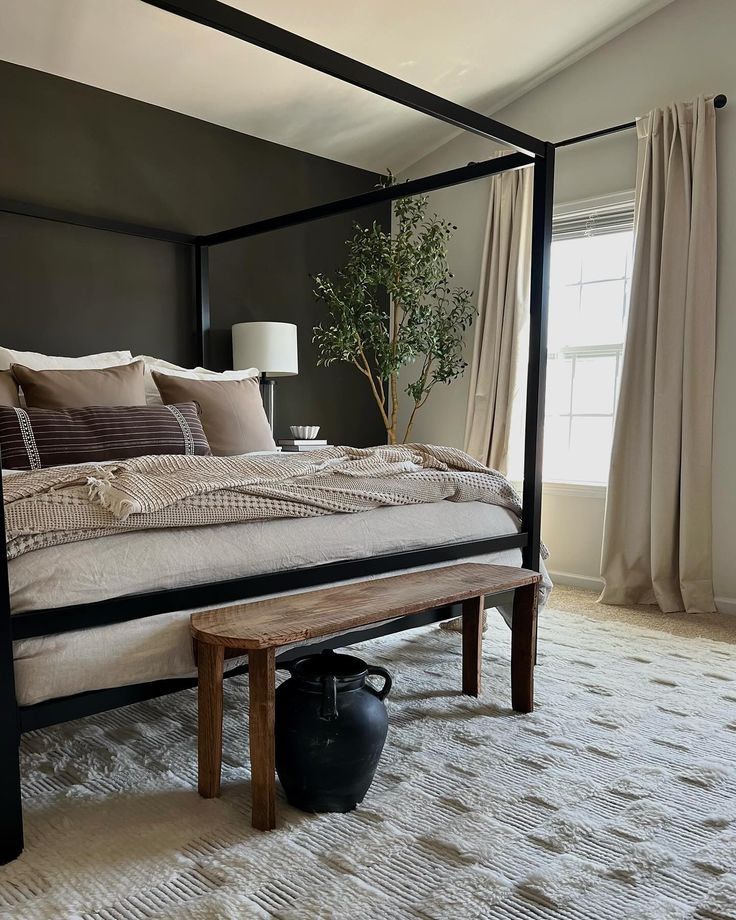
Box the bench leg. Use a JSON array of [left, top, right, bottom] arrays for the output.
[[248, 647, 276, 831], [462, 595, 484, 697], [511, 582, 539, 713], [198, 642, 224, 798]]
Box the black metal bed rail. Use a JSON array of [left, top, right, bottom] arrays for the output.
[[521, 142, 555, 569], [19, 600, 481, 733], [10, 533, 526, 640], [0, 197, 196, 245], [200, 153, 533, 246], [141, 0, 545, 157], [0, 448, 23, 855]]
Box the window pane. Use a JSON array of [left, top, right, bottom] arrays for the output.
[[548, 284, 580, 352], [546, 356, 573, 416], [580, 232, 631, 282], [543, 416, 571, 482], [568, 417, 614, 483], [572, 355, 617, 414], [551, 238, 582, 286], [579, 280, 627, 345]]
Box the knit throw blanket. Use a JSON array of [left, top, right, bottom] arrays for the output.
[[3, 444, 531, 561]]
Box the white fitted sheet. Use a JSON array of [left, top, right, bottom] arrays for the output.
[[10, 502, 549, 706]]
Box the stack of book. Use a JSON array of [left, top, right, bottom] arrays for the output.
[[278, 438, 330, 452]]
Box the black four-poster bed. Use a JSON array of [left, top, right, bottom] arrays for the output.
[[0, 0, 555, 863]]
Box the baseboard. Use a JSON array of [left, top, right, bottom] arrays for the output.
[[715, 596, 736, 615], [548, 570, 604, 592]]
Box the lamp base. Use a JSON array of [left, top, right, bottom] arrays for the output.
[[260, 374, 275, 431]]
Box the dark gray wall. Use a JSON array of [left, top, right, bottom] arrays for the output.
[[0, 61, 389, 445]]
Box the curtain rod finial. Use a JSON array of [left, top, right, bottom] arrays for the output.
[[714, 94, 727, 109]]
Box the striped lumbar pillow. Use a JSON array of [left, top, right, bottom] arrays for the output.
[[0, 402, 211, 470]]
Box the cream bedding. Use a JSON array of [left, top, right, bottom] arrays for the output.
[[11, 502, 550, 706]]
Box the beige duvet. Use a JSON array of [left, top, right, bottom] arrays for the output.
[[4, 444, 522, 559]]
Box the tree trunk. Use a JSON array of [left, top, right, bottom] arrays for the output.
[[389, 372, 399, 443]]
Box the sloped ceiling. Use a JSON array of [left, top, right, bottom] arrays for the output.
[[0, 0, 675, 171]]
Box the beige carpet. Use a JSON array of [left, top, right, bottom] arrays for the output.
[[3, 590, 736, 919], [553, 584, 736, 643]]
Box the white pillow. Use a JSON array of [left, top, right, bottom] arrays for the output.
[[0, 346, 133, 372], [135, 355, 259, 405]]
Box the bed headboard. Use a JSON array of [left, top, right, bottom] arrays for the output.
[[0, 209, 198, 368]]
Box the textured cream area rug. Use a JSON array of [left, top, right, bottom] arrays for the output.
[[3, 593, 736, 919]]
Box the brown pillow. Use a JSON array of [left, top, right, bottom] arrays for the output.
[[0, 402, 211, 470], [0, 370, 19, 407], [152, 373, 276, 455], [12, 360, 147, 409]]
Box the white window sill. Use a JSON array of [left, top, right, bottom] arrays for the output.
[[543, 481, 607, 499], [511, 480, 607, 499]]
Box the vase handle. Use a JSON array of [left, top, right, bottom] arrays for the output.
[[320, 675, 338, 720], [366, 666, 392, 701]]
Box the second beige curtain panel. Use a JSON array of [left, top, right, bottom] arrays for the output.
[[464, 167, 532, 474], [600, 96, 717, 613]]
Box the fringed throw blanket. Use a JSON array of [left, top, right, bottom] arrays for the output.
[[3, 444, 529, 561]]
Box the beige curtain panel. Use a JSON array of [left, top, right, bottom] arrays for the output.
[[601, 96, 717, 613], [464, 166, 532, 474]]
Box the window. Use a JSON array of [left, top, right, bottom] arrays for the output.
[[543, 197, 634, 485]]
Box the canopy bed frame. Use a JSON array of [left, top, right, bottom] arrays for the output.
[[0, 0, 555, 863]]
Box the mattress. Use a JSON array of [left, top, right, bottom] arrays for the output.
[[10, 501, 550, 706]]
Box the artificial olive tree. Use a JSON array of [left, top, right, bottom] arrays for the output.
[[312, 184, 474, 444]]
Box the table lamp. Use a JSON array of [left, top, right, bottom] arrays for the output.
[[232, 321, 298, 430]]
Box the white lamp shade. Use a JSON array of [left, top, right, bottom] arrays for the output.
[[232, 322, 298, 377]]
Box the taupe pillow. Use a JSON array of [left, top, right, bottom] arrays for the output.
[[0, 402, 211, 470], [152, 372, 276, 455], [12, 360, 147, 409], [0, 371, 19, 408]]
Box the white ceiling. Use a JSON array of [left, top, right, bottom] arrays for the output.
[[0, 0, 674, 172]]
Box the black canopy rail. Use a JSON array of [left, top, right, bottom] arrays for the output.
[[0, 196, 197, 245], [0, 0, 556, 864], [141, 0, 545, 157], [199, 152, 533, 246], [556, 93, 727, 149], [0, 154, 534, 248]]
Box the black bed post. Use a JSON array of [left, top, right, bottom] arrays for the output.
[[195, 242, 211, 368], [521, 143, 555, 572], [0, 457, 24, 864]]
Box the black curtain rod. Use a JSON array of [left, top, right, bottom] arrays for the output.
[[555, 93, 727, 149]]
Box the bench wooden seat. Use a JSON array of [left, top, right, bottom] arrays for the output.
[[191, 562, 542, 830]]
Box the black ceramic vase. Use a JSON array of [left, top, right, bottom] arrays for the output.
[[275, 650, 392, 813]]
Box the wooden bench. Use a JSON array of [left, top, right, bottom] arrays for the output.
[[190, 562, 542, 830]]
